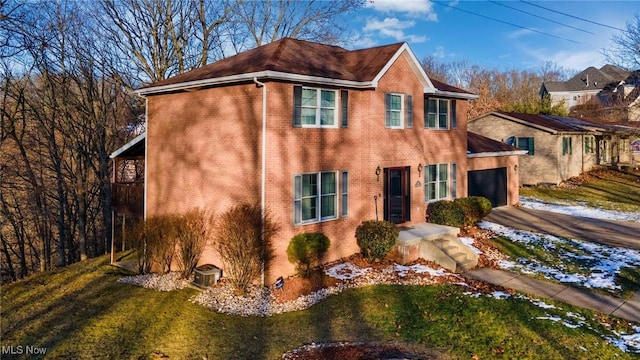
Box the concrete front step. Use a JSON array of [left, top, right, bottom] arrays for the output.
[[394, 223, 479, 272]]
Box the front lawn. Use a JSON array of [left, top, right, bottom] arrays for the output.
[[520, 169, 640, 213], [1, 255, 638, 359]]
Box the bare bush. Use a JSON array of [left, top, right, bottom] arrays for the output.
[[144, 215, 178, 274], [215, 203, 279, 295], [175, 209, 212, 279]]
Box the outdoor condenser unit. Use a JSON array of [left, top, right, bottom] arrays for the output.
[[193, 264, 222, 288]]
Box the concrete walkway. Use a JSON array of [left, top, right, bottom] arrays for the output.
[[466, 268, 640, 323], [484, 206, 640, 250], [468, 206, 640, 323]]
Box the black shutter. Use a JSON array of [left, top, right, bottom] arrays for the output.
[[451, 99, 457, 129], [406, 95, 413, 128], [293, 85, 302, 127], [385, 93, 391, 128], [341, 90, 348, 128]]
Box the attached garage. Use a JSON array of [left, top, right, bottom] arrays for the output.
[[466, 132, 527, 207], [468, 167, 507, 207]]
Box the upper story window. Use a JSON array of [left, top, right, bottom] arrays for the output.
[[425, 98, 456, 129], [293, 86, 346, 128], [385, 93, 413, 129], [301, 88, 337, 127]]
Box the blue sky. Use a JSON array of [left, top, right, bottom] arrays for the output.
[[344, 0, 639, 72]]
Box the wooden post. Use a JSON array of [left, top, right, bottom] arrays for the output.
[[122, 213, 126, 252], [110, 211, 115, 265]]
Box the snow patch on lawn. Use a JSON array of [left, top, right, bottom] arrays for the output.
[[459, 237, 483, 254], [519, 197, 640, 223], [479, 221, 640, 292]]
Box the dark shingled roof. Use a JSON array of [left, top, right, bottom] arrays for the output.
[[542, 65, 629, 93], [143, 38, 404, 89], [495, 111, 600, 132], [467, 132, 520, 154], [430, 78, 475, 96]]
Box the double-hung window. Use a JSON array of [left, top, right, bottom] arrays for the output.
[[296, 87, 338, 127], [294, 171, 338, 224], [385, 93, 404, 128], [425, 163, 450, 202], [425, 98, 456, 129]]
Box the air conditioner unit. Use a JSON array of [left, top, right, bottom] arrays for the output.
[[193, 264, 222, 288]]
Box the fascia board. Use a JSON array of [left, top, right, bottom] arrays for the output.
[[468, 150, 529, 158], [372, 43, 436, 93], [109, 132, 146, 159], [135, 71, 376, 96]]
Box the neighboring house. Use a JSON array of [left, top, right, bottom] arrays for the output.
[[111, 38, 523, 280], [540, 65, 629, 112], [469, 111, 636, 185], [595, 70, 640, 122]]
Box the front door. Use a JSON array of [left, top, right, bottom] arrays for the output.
[[385, 167, 410, 223]]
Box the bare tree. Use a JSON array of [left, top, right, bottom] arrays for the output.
[[604, 14, 640, 70]]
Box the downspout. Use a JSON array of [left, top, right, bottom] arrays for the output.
[[253, 77, 267, 287], [143, 97, 148, 221]]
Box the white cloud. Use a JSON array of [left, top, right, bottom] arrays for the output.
[[507, 28, 535, 40], [367, 0, 438, 21], [363, 17, 428, 43], [524, 47, 605, 72]]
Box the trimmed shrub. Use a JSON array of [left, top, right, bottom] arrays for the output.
[[456, 196, 492, 226], [426, 197, 492, 228], [426, 200, 465, 227], [175, 209, 212, 279], [355, 220, 399, 262], [214, 203, 279, 295], [287, 233, 330, 277]]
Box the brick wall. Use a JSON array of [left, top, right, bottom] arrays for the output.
[[146, 50, 472, 282]]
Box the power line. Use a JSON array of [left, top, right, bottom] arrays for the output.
[[520, 0, 626, 32], [431, 1, 583, 44], [488, 0, 595, 35]]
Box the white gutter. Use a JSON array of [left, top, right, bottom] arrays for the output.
[[253, 77, 267, 287], [435, 90, 479, 100], [467, 150, 528, 158], [136, 70, 376, 96]]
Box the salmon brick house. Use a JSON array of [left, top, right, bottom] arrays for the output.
[[111, 38, 522, 281]]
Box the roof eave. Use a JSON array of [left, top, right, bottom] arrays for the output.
[[468, 150, 528, 158], [435, 90, 479, 100], [135, 70, 377, 96], [110, 132, 146, 159]]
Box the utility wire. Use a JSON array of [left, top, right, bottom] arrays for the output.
[[431, 1, 582, 44], [488, 0, 595, 35], [520, 0, 625, 32]]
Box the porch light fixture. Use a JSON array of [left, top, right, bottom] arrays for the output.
[[375, 166, 381, 181], [514, 164, 518, 172], [417, 163, 423, 176]]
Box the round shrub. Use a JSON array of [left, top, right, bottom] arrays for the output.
[[286, 233, 330, 277], [355, 220, 399, 262], [426, 200, 465, 227]]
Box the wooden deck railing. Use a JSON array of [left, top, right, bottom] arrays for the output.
[[112, 182, 144, 216]]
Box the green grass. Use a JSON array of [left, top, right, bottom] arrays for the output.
[[494, 169, 640, 299], [1, 255, 637, 359], [520, 169, 640, 213]]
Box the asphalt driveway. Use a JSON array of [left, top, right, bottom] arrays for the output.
[[484, 206, 640, 250]]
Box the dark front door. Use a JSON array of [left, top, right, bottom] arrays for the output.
[[385, 167, 410, 223]]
